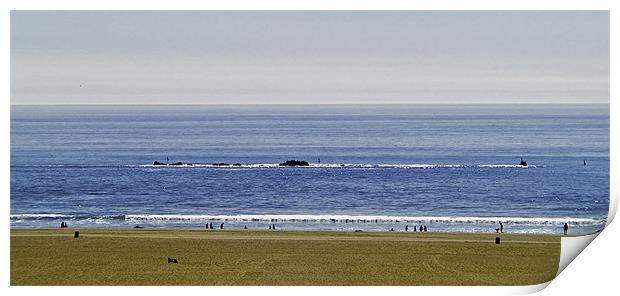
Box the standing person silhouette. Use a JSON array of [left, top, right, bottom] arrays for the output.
[[564, 223, 569, 235], [499, 221, 504, 233]]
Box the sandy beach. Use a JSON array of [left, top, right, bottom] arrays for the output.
[[11, 228, 560, 285]]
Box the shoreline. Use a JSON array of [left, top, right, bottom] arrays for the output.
[[9, 226, 586, 236], [9, 221, 604, 236], [11, 228, 561, 285]]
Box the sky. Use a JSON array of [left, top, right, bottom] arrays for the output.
[[11, 11, 609, 105]]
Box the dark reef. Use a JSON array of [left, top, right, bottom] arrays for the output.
[[279, 160, 310, 166], [153, 161, 192, 166]]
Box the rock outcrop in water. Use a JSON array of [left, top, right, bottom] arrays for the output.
[[279, 160, 310, 166], [153, 161, 192, 166]]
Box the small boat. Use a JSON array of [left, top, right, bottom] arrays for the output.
[[519, 157, 528, 167]]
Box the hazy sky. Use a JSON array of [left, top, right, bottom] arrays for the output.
[[11, 11, 609, 105]]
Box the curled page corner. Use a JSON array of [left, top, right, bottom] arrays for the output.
[[554, 189, 617, 277], [557, 232, 600, 275], [521, 232, 602, 294], [511, 282, 552, 295], [555, 189, 618, 273], [554, 193, 614, 280], [500, 233, 602, 296]]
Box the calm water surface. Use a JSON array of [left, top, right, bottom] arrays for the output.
[[10, 104, 609, 234]]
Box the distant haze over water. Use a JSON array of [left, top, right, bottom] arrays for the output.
[[11, 11, 609, 104]]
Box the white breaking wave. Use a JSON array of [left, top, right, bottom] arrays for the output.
[[137, 163, 538, 169], [478, 164, 530, 168], [10, 214, 126, 220], [10, 213, 73, 219], [125, 214, 602, 225]]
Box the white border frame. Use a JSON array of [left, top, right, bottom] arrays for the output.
[[2, 1, 616, 295]]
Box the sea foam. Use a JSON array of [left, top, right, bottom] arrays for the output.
[[136, 163, 538, 169], [124, 214, 601, 225]]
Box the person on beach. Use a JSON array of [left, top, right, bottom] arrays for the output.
[[405, 225, 409, 232], [424, 226, 428, 232], [269, 225, 272, 230], [272, 224, 276, 230], [564, 223, 569, 235], [220, 223, 224, 229], [499, 221, 504, 233], [209, 223, 213, 229]]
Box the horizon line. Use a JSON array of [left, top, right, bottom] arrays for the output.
[[9, 102, 611, 106]]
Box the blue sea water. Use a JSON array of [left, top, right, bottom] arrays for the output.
[[10, 104, 610, 234]]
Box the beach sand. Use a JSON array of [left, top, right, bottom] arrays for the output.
[[11, 228, 560, 286]]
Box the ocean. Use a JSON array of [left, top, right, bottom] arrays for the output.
[[10, 104, 609, 234]]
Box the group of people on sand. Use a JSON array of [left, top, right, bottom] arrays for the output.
[[404, 225, 427, 232], [204, 222, 279, 230], [107, 219, 574, 235], [205, 222, 225, 230]]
